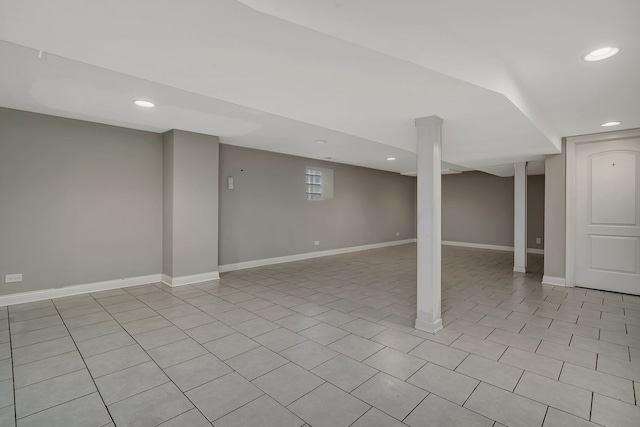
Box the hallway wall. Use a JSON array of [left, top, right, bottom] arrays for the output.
[[442, 171, 545, 250]]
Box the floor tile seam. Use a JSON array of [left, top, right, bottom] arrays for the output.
[[85, 295, 216, 425], [85, 354, 151, 380], [283, 380, 375, 422], [594, 361, 640, 383], [58, 307, 112, 321], [13, 390, 100, 421], [134, 332, 192, 352], [101, 376, 172, 407], [282, 348, 341, 372], [121, 318, 178, 336], [511, 376, 621, 422], [153, 407, 211, 427], [8, 319, 65, 335], [454, 360, 522, 393], [415, 382, 504, 426], [65, 316, 121, 331], [148, 339, 209, 370], [67, 317, 123, 333], [407, 370, 482, 408], [558, 361, 637, 395], [50, 302, 117, 426], [111, 309, 159, 324], [7, 311, 63, 324], [390, 389, 430, 424], [512, 368, 526, 394], [11, 341, 81, 367], [10, 330, 72, 350], [252, 334, 310, 354], [102, 302, 152, 315], [596, 336, 636, 352], [13, 362, 86, 390], [251, 371, 326, 407], [4, 306, 17, 425], [361, 345, 418, 380]]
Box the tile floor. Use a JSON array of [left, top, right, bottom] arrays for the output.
[[0, 244, 639, 426]]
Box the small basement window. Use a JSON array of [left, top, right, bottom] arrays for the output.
[[305, 167, 333, 200]]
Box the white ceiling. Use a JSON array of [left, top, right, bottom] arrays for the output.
[[1, 0, 637, 177]]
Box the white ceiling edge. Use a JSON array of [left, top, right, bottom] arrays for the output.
[[0, 40, 417, 174], [236, 0, 562, 153], [475, 160, 546, 177], [0, 39, 555, 177], [0, 0, 560, 169]]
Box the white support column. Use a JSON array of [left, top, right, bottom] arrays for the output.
[[514, 161, 528, 273], [414, 116, 443, 334]]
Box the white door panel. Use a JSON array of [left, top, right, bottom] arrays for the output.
[[591, 152, 637, 225], [590, 235, 638, 273], [575, 138, 640, 295]]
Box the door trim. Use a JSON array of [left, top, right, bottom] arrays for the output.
[[565, 128, 640, 287]]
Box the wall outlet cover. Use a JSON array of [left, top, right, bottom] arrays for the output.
[[314, 241, 320, 246], [5, 273, 23, 283]]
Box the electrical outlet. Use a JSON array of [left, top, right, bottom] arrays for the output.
[[536, 237, 541, 244], [396, 232, 400, 236], [314, 241, 320, 246], [5, 273, 22, 283]]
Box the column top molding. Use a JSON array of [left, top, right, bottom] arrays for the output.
[[415, 116, 443, 127]]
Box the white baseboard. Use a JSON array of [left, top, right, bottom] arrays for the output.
[[161, 271, 220, 287], [542, 275, 567, 287], [0, 274, 162, 307], [219, 239, 417, 273], [442, 240, 544, 255]]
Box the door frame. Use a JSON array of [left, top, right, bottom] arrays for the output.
[[565, 128, 640, 287]]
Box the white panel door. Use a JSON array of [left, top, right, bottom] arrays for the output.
[[576, 138, 640, 294]]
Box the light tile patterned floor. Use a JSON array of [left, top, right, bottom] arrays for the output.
[[0, 244, 639, 426]]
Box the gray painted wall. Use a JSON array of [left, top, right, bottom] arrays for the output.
[[0, 108, 162, 295], [442, 171, 545, 249], [544, 143, 566, 279], [527, 175, 545, 250], [218, 145, 416, 265], [163, 130, 219, 278]]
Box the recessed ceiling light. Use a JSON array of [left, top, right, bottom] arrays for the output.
[[601, 121, 621, 127], [387, 157, 396, 161], [134, 100, 155, 108], [583, 47, 619, 62], [315, 139, 327, 144]]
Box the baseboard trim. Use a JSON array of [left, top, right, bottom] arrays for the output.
[[161, 271, 220, 287], [442, 240, 544, 255], [219, 239, 417, 273], [542, 275, 567, 287], [0, 274, 162, 307]]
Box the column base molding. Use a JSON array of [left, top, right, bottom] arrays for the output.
[[415, 313, 443, 334]]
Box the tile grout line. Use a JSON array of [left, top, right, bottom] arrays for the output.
[[50, 298, 117, 426], [5, 307, 18, 426], [93, 287, 217, 425]]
